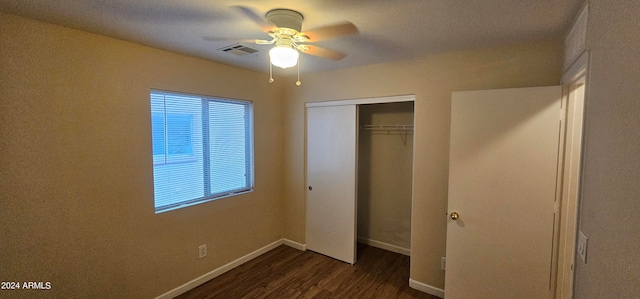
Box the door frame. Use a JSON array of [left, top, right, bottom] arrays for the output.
[[304, 94, 416, 264], [305, 94, 415, 108], [553, 50, 589, 298]]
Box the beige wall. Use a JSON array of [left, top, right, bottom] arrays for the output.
[[0, 12, 285, 298], [283, 41, 563, 288], [574, 1, 640, 297], [358, 102, 414, 250]]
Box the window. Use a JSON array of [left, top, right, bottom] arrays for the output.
[[150, 90, 254, 213]]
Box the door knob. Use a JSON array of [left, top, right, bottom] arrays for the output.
[[450, 212, 459, 220]]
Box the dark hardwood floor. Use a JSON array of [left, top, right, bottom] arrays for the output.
[[177, 244, 439, 299]]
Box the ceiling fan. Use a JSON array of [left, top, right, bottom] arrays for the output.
[[217, 6, 359, 84]]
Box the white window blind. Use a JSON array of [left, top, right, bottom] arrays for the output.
[[150, 91, 253, 213]]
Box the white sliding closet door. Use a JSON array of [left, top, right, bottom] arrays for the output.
[[306, 105, 357, 264]]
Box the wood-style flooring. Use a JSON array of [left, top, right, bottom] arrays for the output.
[[177, 244, 439, 299]]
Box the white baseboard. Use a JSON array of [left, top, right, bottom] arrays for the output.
[[283, 238, 307, 251], [155, 239, 284, 299], [409, 278, 444, 298], [357, 237, 411, 256]]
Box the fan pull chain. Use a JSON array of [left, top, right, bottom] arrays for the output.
[[296, 57, 301, 86], [268, 62, 274, 83]]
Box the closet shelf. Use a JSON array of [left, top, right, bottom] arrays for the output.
[[361, 125, 413, 145], [360, 124, 414, 132]]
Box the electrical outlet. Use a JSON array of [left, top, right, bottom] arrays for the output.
[[577, 231, 588, 263], [198, 244, 207, 259], [441, 257, 446, 271]]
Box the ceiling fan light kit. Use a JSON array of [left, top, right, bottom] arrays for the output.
[[225, 7, 357, 85], [269, 38, 299, 69], [263, 9, 306, 85], [264, 8, 304, 82]]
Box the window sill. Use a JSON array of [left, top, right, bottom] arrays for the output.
[[154, 188, 254, 214]]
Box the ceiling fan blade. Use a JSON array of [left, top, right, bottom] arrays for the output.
[[302, 45, 346, 61], [255, 39, 275, 45], [230, 5, 275, 32], [202, 36, 259, 43], [302, 21, 358, 42]]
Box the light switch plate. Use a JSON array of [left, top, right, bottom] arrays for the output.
[[577, 230, 588, 263]]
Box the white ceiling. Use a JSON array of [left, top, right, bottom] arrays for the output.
[[0, 0, 583, 74]]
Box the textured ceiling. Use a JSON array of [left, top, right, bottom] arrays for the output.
[[0, 0, 584, 74]]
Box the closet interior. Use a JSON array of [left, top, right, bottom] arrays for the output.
[[357, 101, 414, 256]]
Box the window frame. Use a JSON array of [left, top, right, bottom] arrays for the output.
[[150, 89, 255, 213]]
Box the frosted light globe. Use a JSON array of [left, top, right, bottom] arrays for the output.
[[269, 47, 299, 69]]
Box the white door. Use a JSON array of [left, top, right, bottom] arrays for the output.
[[445, 86, 562, 298], [306, 105, 357, 264]]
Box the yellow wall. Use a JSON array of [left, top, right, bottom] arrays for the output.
[[0, 12, 285, 298], [283, 41, 563, 288]]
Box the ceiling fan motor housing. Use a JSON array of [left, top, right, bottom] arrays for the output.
[[266, 9, 304, 32]]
